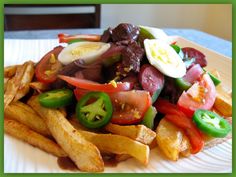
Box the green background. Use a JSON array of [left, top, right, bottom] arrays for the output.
[[1, 0, 234, 176]]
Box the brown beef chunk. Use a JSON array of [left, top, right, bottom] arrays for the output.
[[116, 41, 144, 77], [111, 23, 140, 42]]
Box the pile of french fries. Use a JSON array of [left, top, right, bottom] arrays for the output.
[[4, 62, 232, 172]]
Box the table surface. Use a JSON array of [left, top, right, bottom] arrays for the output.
[[4, 28, 232, 58]]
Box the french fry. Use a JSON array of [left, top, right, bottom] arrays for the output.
[[213, 86, 232, 117], [14, 61, 35, 101], [4, 65, 18, 78], [58, 107, 67, 118], [4, 78, 9, 92], [29, 82, 49, 93], [4, 63, 27, 109], [210, 69, 232, 117], [27, 96, 104, 172], [77, 130, 150, 165], [4, 118, 67, 157], [179, 134, 191, 157], [156, 118, 191, 161], [69, 117, 98, 132], [5, 101, 51, 136], [105, 123, 156, 145]]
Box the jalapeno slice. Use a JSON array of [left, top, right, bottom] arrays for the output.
[[193, 109, 231, 138], [76, 92, 113, 129], [39, 89, 73, 108]]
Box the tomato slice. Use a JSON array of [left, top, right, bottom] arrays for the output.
[[35, 46, 64, 84], [154, 98, 185, 117], [58, 75, 133, 92], [74, 88, 89, 101], [58, 33, 101, 43], [177, 73, 216, 117], [74, 89, 152, 125], [110, 90, 152, 124]]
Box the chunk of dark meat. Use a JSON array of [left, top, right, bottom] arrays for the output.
[[160, 77, 182, 104], [74, 64, 103, 82], [115, 39, 134, 46], [111, 23, 140, 42], [100, 27, 113, 43], [116, 41, 144, 76], [51, 59, 103, 89], [121, 72, 142, 90], [182, 47, 207, 68]]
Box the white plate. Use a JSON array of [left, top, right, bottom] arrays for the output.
[[4, 37, 232, 173]]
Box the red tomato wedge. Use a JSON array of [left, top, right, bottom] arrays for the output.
[[177, 73, 216, 117], [74, 89, 152, 125], [35, 46, 64, 84], [58, 33, 101, 43], [154, 98, 186, 117], [184, 125, 205, 154], [74, 88, 89, 101], [58, 75, 133, 92], [109, 90, 152, 124]]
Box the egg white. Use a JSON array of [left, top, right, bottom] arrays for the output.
[[144, 39, 186, 78], [58, 41, 110, 65]]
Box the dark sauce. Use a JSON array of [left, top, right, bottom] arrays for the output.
[[57, 157, 79, 171], [102, 153, 119, 167], [57, 154, 120, 171]]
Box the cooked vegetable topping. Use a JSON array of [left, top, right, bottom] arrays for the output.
[[38, 89, 73, 108], [76, 92, 113, 129], [193, 109, 231, 138], [141, 106, 157, 129], [203, 69, 221, 86]]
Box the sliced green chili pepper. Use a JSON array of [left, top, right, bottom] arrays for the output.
[[68, 39, 85, 44], [76, 92, 113, 129], [171, 44, 184, 59], [193, 109, 231, 138], [203, 69, 221, 86], [39, 89, 73, 108], [141, 106, 157, 129], [175, 78, 192, 91]]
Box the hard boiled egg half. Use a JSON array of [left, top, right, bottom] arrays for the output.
[[58, 41, 111, 65], [144, 39, 186, 78]]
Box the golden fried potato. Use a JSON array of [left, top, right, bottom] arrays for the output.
[[78, 130, 150, 165], [4, 118, 67, 157], [4, 65, 18, 78], [105, 123, 156, 145], [14, 61, 35, 101], [4, 78, 9, 92], [29, 82, 49, 93], [209, 69, 232, 117], [5, 101, 50, 136], [4, 63, 27, 109], [213, 86, 232, 117], [156, 118, 191, 161], [27, 96, 104, 172]]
